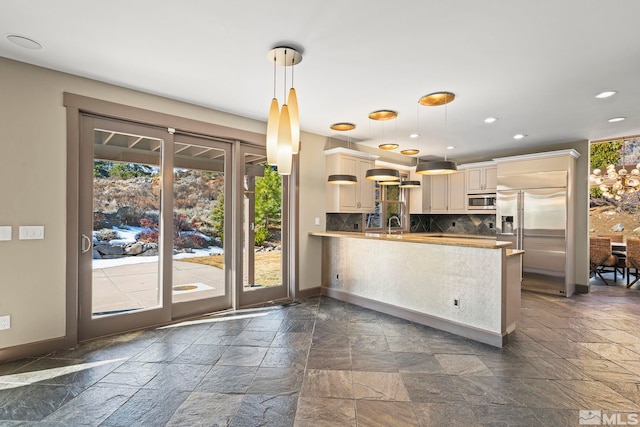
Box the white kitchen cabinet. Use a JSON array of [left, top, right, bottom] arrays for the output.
[[325, 148, 377, 213], [465, 162, 497, 194], [426, 171, 466, 213]]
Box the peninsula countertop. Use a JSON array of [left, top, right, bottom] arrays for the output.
[[309, 231, 514, 249]]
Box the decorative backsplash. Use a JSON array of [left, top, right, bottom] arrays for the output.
[[326, 213, 496, 236], [326, 213, 363, 232], [411, 214, 496, 236]]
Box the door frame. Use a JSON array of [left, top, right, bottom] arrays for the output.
[[78, 115, 173, 340], [64, 93, 277, 344], [234, 143, 291, 307]]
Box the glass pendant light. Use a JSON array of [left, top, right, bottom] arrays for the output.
[[288, 52, 300, 154], [590, 139, 640, 200], [277, 104, 293, 175], [266, 46, 302, 175]]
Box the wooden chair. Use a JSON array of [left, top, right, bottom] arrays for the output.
[[599, 234, 626, 278], [626, 238, 640, 288], [590, 237, 619, 285]]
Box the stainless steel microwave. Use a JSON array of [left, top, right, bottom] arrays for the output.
[[468, 194, 497, 210]]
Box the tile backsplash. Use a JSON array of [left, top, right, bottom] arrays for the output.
[[414, 213, 497, 236], [326, 213, 363, 232], [327, 213, 496, 236]]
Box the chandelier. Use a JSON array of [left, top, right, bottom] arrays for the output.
[[590, 140, 640, 200], [266, 46, 302, 175]]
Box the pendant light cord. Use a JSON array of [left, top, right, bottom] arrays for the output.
[[283, 49, 287, 103]]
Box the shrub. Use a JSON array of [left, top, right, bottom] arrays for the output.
[[254, 226, 269, 246], [175, 234, 207, 249]]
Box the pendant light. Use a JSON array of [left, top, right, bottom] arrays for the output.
[[328, 174, 358, 185], [327, 127, 358, 185], [266, 56, 279, 165], [265, 46, 302, 175], [416, 159, 458, 175], [288, 54, 300, 154], [415, 91, 458, 175], [399, 180, 421, 188], [365, 168, 400, 181], [366, 110, 400, 181], [590, 139, 640, 200]]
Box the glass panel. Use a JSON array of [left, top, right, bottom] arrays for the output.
[[243, 161, 283, 290], [172, 141, 227, 303], [92, 129, 162, 317]]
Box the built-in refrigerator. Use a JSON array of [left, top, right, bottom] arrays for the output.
[[497, 171, 574, 296]]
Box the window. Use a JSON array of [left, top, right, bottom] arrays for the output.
[[365, 172, 409, 232]]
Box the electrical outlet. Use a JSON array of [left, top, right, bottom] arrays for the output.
[[453, 298, 461, 309], [0, 315, 10, 330]]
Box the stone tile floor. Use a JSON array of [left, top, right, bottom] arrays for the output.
[[0, 283, 639, 426]]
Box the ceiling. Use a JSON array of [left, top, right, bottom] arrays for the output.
[[2, 1, 640, 163]]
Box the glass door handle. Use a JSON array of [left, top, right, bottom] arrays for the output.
[[250, 222, 255, 231], [81, 234, 92, 253]]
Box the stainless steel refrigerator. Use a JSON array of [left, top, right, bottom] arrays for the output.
[[497, 171, 573, 296]]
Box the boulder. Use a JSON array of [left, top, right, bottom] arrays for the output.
[[125, 243, 144, 255], [611, 223, 625, 232]]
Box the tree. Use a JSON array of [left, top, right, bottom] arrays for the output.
[[591, 140, 622, 169], [590, 140, 623, 198], [255, 165, 282, 229], [210, 193, 225, 243]]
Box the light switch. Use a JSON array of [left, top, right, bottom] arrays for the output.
[[0, 226, 11, 241], [19, 226, 45, 240], [314, 217, 320, 226]]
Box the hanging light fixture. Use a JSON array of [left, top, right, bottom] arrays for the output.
[[366, 110, 400, 180], [415, 91, 458, 175], [399, 180, 421, 188], [327, 125, 358, 185], [365, 168, 400, 181], [265, 46, 302, 175], [590, 139, 640, 200], [328, 174, 358, 185], [416, 159, 458, 175]]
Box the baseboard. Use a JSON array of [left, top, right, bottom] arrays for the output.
[[321, 286, 506, 348], [0, 336, 70, 363], [296, 286, 322, 300], [574, 283, 589, 294]]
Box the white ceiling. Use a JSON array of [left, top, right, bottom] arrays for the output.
[[2, 1, 640, 162]]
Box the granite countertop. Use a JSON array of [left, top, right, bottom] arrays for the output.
[[309, 231, 513, 249]]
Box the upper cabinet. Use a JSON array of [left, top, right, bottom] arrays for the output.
[[425, 171, 466, 214], [464, 161, 497, 194], [325, 148, 377, 213]]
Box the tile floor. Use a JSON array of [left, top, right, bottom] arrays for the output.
[[1, 283, 640, 426]]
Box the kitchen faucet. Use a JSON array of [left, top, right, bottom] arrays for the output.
[[388, 215, 401, 234]]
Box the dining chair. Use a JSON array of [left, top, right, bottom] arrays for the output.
[[599, 234, 626, 278], [589, 237, 619, 285], [626, 238, 640, 288]]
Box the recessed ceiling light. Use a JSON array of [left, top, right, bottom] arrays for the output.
[[608, 117, 626, 123], [409, 133, 419, 139], [595, 91, 617, 99], [513, 134, 526, 140], [6, 34, 43, 50], [484, 117, 498, 124], [446, 146, 455, 150]]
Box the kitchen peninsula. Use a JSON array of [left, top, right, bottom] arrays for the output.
[[310, 232, 523, 347]]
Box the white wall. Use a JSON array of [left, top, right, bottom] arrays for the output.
[[0, 57, 324, 352]]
